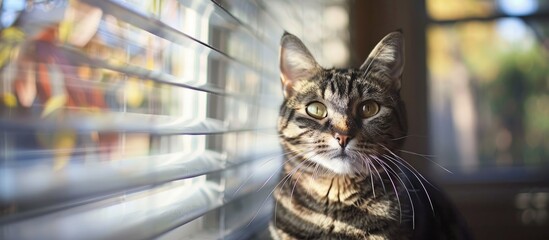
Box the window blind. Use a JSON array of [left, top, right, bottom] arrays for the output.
[[0, 0, 349, 239]]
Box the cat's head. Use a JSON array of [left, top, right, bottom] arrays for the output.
[[277, 31, 407, 176]]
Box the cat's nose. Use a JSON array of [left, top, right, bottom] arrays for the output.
[[334, 133, 352, 148]]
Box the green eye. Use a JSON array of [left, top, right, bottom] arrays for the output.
[[306, 102, 328, 119], [359, 101, 380, 118]]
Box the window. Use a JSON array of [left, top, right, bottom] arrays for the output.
[[426, 0, 549, 173], [0, 0, 349, 239]]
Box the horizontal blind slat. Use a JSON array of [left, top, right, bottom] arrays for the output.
[[0, 151, 223, 204], [157, 198, 273, 240], [1, 181, 222, 240], [0, 150, 282, 223], [0, 111, 274, 134], [80, 0, 277, 77], [59, 46, 280, 100], [60, 46, 227, 96], [0, 162, 281, 240], [207, 0, 280, 49]]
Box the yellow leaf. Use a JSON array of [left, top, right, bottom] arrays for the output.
[[52, 131, 77, 170], [2, 27, 25, 41], [0, 46, 13, 68], [3, 93, 17, 108], [125, 79, 144, 108], [41, 95, 68, 118]]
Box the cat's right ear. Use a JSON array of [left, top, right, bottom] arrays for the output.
[[279, 32, 320, 98], [360, 31, 404, 90]]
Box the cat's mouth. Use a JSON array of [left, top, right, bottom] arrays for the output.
[[335, 150, 348, 158], [332, 150, 357, 161], [331, 146, 360, 159], [324, 149, 375, 174], [304, 146, 375, 175]]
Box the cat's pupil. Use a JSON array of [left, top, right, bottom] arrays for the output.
[[306, 102, 327, 119], [360, 101, 380, 118]]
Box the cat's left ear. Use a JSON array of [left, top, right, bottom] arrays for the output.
[[360, 31, 404, 90]]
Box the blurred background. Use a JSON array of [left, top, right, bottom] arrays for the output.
[[0, 0, 548, 239], [351, 0, 549, 239]]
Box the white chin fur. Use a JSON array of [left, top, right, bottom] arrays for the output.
[[309, 155, 354, 175]]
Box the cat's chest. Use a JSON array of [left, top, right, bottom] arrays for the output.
[[279, 165, 397, 216], [300, 174, 357, 203], [273, 171, 405, 239]]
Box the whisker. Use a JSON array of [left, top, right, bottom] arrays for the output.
[[380, 145, 438, 188], [381, 145, 440, 191], [291, 161, 316, 200], [232, 151, 294, 197], [374, 156, 416, 229], [235, 148, 317, 197], [368, 156, 387, 194], [312, 161, 321, 180], [398, 149, 452, 174], [247, 154, 311, 227], [381, 154, 416, 188], [360, 155, 376, 198], [371, 157, 403, 223], [367, 160, 376, 198], [390, 134, 429, 141], [256, 149, 317, 192], [254, 131, 284, 137], [380, 145, 435, 213], [399, 149, 436, 158], [274, 193, 279, 227]]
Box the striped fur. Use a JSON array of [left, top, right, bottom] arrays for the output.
[[272, 31, 472, 240], [270, 160, 412, 240], [272, 32, 411, 239]]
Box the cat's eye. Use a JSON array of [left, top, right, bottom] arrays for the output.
[[359, 101, 380, 118], [306, 102, 328, 119]]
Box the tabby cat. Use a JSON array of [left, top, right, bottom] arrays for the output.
[[269, 31, 471, 240]]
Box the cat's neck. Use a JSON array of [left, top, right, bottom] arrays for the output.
[[279, 152, 398, 202], [281, 161, 375, 203]]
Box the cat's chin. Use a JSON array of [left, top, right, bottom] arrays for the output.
[[310, 154, 364, 176]]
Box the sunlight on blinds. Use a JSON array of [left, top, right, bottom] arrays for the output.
[[0, 0, 350, 239]]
